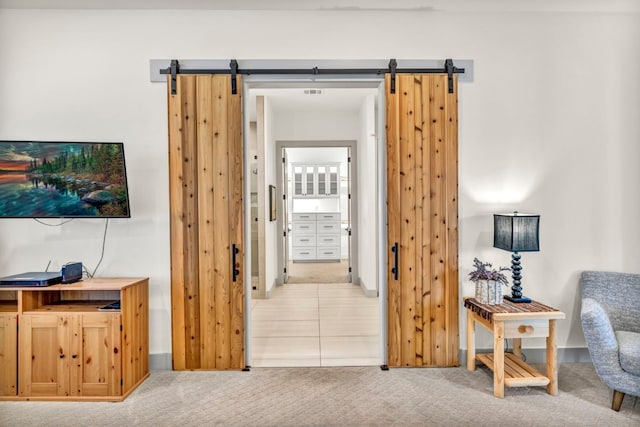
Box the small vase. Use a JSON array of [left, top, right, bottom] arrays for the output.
[[475, 281, 503, 305], [494, 283, 503, 305], [475, 281, 489, 304]]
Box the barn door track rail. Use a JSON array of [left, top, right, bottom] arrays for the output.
[[160, 59, 465, 95]]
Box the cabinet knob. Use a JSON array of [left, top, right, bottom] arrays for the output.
[[59, 354, 65, 359], [518, 325, 534, 334], [72, 354, 78, 359]]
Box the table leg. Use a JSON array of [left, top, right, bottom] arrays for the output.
[[493, 320, 505, 398], [466, 308, 476, 371], [546, 319, 558, 395], [512, 338, 522, 359]]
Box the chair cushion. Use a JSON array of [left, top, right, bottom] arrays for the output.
[[616, 330, 640, 376]]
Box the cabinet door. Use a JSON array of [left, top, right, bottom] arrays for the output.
[[317, 165, 327, 195], [317, 165, 339, 197], [327, 165, 339, 196], [70, 313, 121, 397], [293, 165, 304, 196], [19, 314, 70, 397], [304, 165, 316, 196], [0, 314, 17, 396]]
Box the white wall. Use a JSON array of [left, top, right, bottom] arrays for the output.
[[0, 8, 638, 361], [264, 98, 278, 294], [358, 95, 378, 294], [275, 110, 360, 141]]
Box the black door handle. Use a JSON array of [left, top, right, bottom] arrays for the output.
[[232, 244, 240, 282], [391, 242, 399, 281]]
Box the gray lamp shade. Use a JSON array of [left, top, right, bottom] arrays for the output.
[[493, 213, 540, 252]]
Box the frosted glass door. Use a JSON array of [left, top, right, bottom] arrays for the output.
[[317, 166, 327, 195], [328, 166, 339, 196], [305, 166, 315, 196], [293, 166, 304, 196]]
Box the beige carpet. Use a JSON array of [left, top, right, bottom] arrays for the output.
[[1, 364, 638, 426], [287, 259, 350, 283]]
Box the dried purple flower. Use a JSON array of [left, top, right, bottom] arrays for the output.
[[468, 257, 510, 286]]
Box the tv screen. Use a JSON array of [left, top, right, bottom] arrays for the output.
[[0, 141, 131, 218]]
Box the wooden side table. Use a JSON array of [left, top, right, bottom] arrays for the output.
[[464, 297, 565, 398]]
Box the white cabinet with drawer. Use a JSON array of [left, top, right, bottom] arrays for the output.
[[291, 212, 341, 262]]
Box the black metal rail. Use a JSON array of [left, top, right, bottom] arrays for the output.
[[160, 59, 464, 95]]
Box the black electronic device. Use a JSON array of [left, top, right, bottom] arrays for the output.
[[98, 300, 120, 311], [0, 271, 62, 287], [61, 262, 83, 284]]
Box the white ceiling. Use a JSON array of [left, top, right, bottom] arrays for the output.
[[0, 0, 638, 12]]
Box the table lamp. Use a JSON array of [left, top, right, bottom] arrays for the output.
[[493, 212, 540, 303]]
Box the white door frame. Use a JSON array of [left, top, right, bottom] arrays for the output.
[[276, 141, 357, 286], [242, 77, 388, 368]]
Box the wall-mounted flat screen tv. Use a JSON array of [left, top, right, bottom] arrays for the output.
[[0, 141, 131, 218]]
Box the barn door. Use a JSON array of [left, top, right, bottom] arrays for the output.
[[168, 75, 244, 370], [386, 73, 459, 367]]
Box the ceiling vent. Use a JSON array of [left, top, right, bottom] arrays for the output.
[[303, 89, 323, 95]]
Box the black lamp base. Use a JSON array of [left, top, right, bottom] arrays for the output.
[[504, 295, 532, 303]]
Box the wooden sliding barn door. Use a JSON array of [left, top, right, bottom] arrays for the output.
[[386, 74, 459, 367], [168, 75, 244, 370]]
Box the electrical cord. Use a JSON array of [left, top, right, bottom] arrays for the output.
[[33, 218, 75, 226], [33, 217, 109, 279], [89, 218, 109, 278]]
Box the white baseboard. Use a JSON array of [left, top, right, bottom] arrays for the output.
[[358, 278, 378, 298], [151, 347, 591, 371], [150, 353, 172, 370]]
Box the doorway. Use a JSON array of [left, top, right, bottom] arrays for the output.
[[282, 145, 352, 285], [166, 67, 460, 370], [245, 84, 383, 367]]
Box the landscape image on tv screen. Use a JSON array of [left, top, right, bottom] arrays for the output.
[[0, 141, 131, 218]]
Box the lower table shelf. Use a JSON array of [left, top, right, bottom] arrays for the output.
[[476, 353, 550, 388]]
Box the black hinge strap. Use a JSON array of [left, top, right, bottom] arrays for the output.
[[388, 59, 397, 94], [445, 58, 454, 94], [170, 59, 179, 95], [230, 59, 238, 95]]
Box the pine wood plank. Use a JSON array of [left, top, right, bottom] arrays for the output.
[[398, 75, 417, 367], [413, 76, 425, 366], [476, 352, 551, 388], [547, 319, 558, 395], [227, 75, 245, 369], [0, 314, 17, 396], [211, 75, 231, 369], [181, 75, 202, 370], [121, 279, 148, 393], [419, 75, 433, 366], [196, 75, 216, 369], [385, 74, 402, 368], [168, 75, 202, 370], [167, 73, 187, 370], [429, 75, 447, 367], [444, 75, 460, 366]]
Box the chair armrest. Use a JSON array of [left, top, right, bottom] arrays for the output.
[[581, 298, 617, 351], [580, 297, 632, 389]]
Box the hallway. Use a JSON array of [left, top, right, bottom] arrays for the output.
[[251, 282, 380, 367]]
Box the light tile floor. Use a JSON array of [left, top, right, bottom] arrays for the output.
[[251, 282, 381, 367]]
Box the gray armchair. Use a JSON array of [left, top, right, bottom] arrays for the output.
[[580, 271, 640, 411]]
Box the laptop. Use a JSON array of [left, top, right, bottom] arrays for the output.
[[0, 271, 63, 287]]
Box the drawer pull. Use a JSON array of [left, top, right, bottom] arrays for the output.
[[518, 325, 534, 334]]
